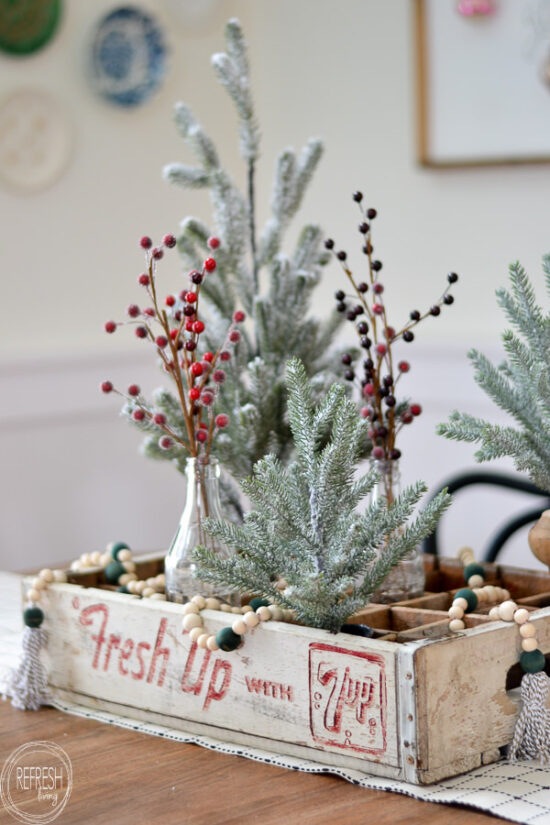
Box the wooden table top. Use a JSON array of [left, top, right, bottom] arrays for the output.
[[0, 700, 514, 825]]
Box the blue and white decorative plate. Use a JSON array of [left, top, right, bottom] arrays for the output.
[[89, 6, 167, 107]]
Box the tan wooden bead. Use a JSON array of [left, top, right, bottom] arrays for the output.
[[133, 580, 146, 595], [449, 618, 465, 632], [182, 613, 203, 631], [513, 608, 530, 625], [497, 600, 517, 622], [467, 574, 484, 589], [488, 606, 501, 620], [220, 603, 232, 612], [182, 602, 200, 615], [453, 597, 468, 611], [483, 585, 497, 602], [197, 633, 210, 649], [256, 606, 272, 621], [149, 593, 166, 601], [448, 604, 464, 620], [90, 551, 102, 566], [458, 546, 475, 564], [100, 552, 111, 567], [521, 637, 538, 652], [205, 597, 221, 610], [118, 549, 132, 562], [142, 587, 156, 598], [26, 588, 41, 603], [155, 573, 166, 588], [32, 577, 47, 591], [80, 553, 92, 567], [268, 605, 284, 621], [122, 561, 136, 574], [188, 626, 203, 643], [52, 569, 67, 583], [519, 622, 537, 638], [241, 604, 253, 613], [243, 611, 260, 628], [206, 635, 219, 651], [191, 595, 207, 609], [232, 618, 248, 636], [39, 568, 55, 583], [118, 573, 137, 586], [231, 606, 243, 614]]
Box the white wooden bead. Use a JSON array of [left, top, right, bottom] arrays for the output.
[[119, 573, 137, 586], [118, 549, 132, 562], [149, 593, 166, 601], [488, 606, 501, 620], [126, 580, 138, 594], [268, 605, 284, 621], [197, 633, 210, 649], [256, 606, 272, 621], [453, 597, 468, 611], [90, 551, 102, 566], [483, 585, 497, 602], [80, 553, 92, 567], [39, 568, 54, 583], [241, 604, 253, 613], [513, 608, 530, 625], [231, 606, 242, 614], [467, 574, 484, 589], [206, 635, 219, 651], [473, 588, 485, 602], [182, 602, 200, 615], [182, 613, 203, 631], [205, 597, 221, 610], [32, 577, 47, 591], [26, 588, 41, 603], [232, 618, 248, 636], [100, 552, 111, 567], [448, 604, 464, 620], [70, 560, 81, 571], [155, 574, 166, 588], [243, 611, 260, 628], [122, 561, 136, 574], [142, 586, 156, 598], [519, 622, 537, 638], [133, 580, 146, 595], [191, 595, 207, 609], [188, 626, 203, 643], [449, 619, 465, 632], [521, 637, 538, 652], [52, 569, 67, 583], [220, 603, 232, 612], [499, 589, 511, 601], [497, 600, 517, 622]]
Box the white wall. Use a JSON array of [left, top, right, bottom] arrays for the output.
[[1, 0, 549, 572]]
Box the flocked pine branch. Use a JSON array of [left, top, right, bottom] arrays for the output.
[[125, 18, 344, 498], [193, 358, 451, 633], [438, 257, 550, 493]]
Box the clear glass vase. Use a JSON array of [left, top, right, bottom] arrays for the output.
[[370, 459, 425, 603], [164, 456, 235, 603]]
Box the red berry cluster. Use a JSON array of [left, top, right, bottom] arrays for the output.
[[102, 234, 245, 459], [325, 191, 458, 464]]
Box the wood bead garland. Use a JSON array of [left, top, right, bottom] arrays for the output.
[[181, 595, 294, 653]]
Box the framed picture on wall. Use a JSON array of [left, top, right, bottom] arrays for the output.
[[415, 0, 550, 166]]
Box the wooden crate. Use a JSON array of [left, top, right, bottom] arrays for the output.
[[33, 555, 550, 785]]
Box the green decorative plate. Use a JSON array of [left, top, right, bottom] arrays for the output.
[[0, 0, 62, 56]]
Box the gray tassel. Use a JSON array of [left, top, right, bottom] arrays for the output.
[[508, 671, 550, 763], [4, 607, 50, 711]]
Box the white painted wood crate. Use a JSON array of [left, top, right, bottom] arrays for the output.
[[33, 556, 550, 784]]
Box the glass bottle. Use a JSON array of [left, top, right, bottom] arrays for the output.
[[164, 456, 235, 603], [370, 459, 425, 603]]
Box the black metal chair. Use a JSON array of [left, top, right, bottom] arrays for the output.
[[422, 470, 550, 562]]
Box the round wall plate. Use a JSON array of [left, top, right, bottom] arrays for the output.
[[0, 0, 62, 56], [89, 6, 168, 107], [0, 88, 73, 193]]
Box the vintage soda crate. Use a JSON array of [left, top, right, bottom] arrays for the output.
[[32, 555, 550, 785]]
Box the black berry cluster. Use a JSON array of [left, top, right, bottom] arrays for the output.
[[325, 191, 459, 464]]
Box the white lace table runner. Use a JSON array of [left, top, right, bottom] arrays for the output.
[[1, 572, 549, 825]]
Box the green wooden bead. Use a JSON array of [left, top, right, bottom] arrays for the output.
[[463, 563, 485, 583], [520, 649, 546, 674], [24, 606, 44, 628], [116, 585, 129, 594], [249, 597, 269, 611], [104, 560, 126, 584], [454, 588, 478, 613], [215, 627, 242, 652], [108, 541, 130, 560]]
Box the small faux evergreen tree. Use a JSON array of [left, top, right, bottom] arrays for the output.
[[125, 19, 343, 497], [438, 258, 550, 493], [193, 358, 451, 633]]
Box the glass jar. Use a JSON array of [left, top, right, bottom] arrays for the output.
[[164, 456, 235, 603], [370, 459, 425, 603]]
